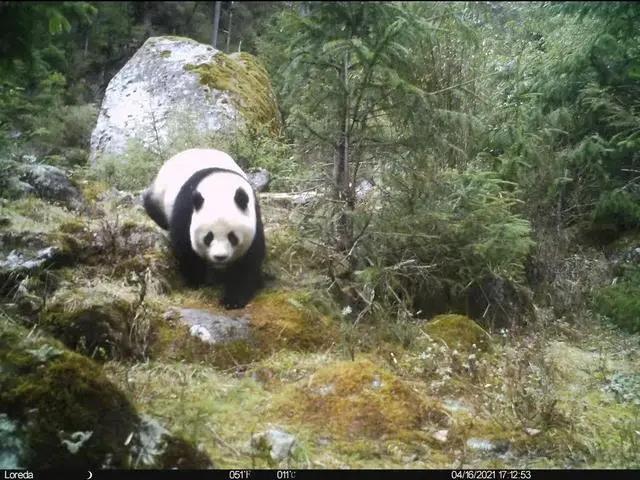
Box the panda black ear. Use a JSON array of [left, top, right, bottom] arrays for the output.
[[193, 191, 204, 211], [234, 187, 249, 211]]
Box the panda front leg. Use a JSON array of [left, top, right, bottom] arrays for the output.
[[221, 265, 261, 309], [175, 250, 208, 288]]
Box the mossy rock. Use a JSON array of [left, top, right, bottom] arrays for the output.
[[0, 231, 79, 298], [150, 290, 336, 369], [0, 320, 212, 468], [39, 284, 159, 361], [423, 314, 492, 353], [148, 310, 258, 369], [185, 52, 282, 136], [272, 358, 447, 440]]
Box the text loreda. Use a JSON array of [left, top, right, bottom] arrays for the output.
[[4, 472, 34, 479]]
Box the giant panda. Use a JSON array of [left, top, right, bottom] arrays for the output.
[[142, 148, 265, 309]]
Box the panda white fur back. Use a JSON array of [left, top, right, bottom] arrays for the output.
[[142, 148, 265, 309], [150, 148, 246, 224]]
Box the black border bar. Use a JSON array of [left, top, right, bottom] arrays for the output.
[[3, 469, 639, 480]]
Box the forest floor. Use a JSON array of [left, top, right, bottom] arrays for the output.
[[2, 183, 640, 469]]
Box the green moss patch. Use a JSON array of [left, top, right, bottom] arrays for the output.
[[423, 314, 492, 352], [0, 319, 212, 468], [0, 320, 138, 468], [247, 290, 337, 353], [185, 52, 281, 135], [272, 358, 447, 440], [592, 268, 640, 334]]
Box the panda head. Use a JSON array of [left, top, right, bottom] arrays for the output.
[[189, 173, 256, 268]]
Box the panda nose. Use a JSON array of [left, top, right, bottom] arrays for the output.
[[213, 255, 228, 262]]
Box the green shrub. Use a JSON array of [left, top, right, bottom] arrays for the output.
[[31, 103, 98, 159], [350, 167, 535, 317], [592, 190, 640, 234], [221, 129, 301, 192], [89, 140, 163, 191], [122, 108, 305, 192], [592, 268, 640, 334], [0, 156, 21, 199], [164, 120, 302, 192]]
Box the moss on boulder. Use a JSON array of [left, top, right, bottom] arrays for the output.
[[185, 52, 282, 136]]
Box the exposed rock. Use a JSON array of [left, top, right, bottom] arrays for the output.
[[259, 192, 319, 208], [129, 415, 212, 468], [432, 429, 448, 443], [292, 191, 319, 206], [0, 414, 25, 469], [441, 398, 473, 414], [466, 437, 509, 453], [0, 244, 68, 297], [602, 372, 640, 404], [165, 307, 250, 345], [5, 177, 35, 197], [18, 163, 86, 211], [250, 428, 296, 463], [247, 168, 271, 193], [90, 36, 280, 163], [0, 246, 60, 272]]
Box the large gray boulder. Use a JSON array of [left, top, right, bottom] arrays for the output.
[[90, 36, 280, 164]]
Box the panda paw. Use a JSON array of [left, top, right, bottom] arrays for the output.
[[220, 295, 248, 310]]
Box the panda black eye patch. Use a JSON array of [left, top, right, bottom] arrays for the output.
[[203, 232, 214, 246], [193, 191, 204, 211], [234, 188, 249, 211], [228, 232, 238, 246]]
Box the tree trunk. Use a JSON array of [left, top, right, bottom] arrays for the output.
[[226, 1, 233, 52], [334, 52, 354, 253], [211, 1, 221, 48], [83, 30, 89, 58]]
